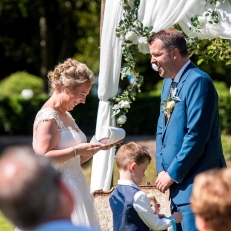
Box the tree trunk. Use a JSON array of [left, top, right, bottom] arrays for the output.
[[100, 0, 106, 45]]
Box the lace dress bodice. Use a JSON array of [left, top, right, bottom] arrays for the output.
[[33, 108, 100, 229]]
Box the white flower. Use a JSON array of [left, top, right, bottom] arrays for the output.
[[117, 115, 127, 125], [198, 16, 207, 28], [166, 101, 175, 112], [137, 37, 150, 54], [119, 100, 130, 108], [161, 97, 180, 123], [112, 104, 121, 110], [125, 31, 138, 44], [133, 20, 140, 28], [21, 89, 34, 99], [215, 1, 220, 7]]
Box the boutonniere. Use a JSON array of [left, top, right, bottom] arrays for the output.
[[161, 96, 181, 123]]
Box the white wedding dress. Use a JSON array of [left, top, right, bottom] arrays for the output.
[[32, 108, 100, 229]]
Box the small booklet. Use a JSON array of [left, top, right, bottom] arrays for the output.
[[90, 126, 126, 146]]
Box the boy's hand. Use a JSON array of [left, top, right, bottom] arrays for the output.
[[171, 211, 182, 223]]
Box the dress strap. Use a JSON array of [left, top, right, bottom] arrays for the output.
[[33, 108, 65, 131]]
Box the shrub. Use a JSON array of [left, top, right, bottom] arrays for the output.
[[221, 135, 231, 160], [0, 94, 49, 135], [0, 71, 43, 97], [214, 81, 231, 134], [0, 93, 98, 135]]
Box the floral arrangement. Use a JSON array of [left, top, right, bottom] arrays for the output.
[[161, 97, 181, 124], [190, 0, 225, 32], [108, 0, 154, 127]]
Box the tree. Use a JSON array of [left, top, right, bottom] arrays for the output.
[[0, 0, 101, 92]]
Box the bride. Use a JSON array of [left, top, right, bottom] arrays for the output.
[[32, 58, 118, 229]]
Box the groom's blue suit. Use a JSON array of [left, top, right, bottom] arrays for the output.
[[156, 61, 226, 230]]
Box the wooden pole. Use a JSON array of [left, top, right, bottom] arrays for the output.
[[100, 0, 106, 45]]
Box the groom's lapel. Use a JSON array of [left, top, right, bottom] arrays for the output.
[[176, 62, 196, 97], [162, 62, 196, 140]]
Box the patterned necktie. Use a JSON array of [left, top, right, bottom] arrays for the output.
[[170, 81, 178, 98]]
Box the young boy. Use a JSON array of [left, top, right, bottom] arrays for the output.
[[147, 193, 175, 231], [147, 193, 161, 215], [109, 142, 182, 231]]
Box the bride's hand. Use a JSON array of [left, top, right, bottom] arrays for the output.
[[74, 143, 104, 156], [101, 139, 123, 150]]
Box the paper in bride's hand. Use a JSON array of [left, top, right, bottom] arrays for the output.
[[90, 126, 126, 146]]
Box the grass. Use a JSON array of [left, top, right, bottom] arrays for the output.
[[0, 213, 14, 231], [82, 158, 157, 187], [221, 135, 231, 160]]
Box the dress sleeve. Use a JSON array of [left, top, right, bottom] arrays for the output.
[[133, 191, 171, 230], [33, 108, 64, 131]]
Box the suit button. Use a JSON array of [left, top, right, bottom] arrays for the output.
[[162, 144, 166, 148]]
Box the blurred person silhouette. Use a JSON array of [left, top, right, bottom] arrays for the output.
[[33, 58, 121, 228], [191, 168, 231, 231], [0, 145, 101, 231]]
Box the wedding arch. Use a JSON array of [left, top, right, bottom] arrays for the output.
[[90, 0, 231, 192]]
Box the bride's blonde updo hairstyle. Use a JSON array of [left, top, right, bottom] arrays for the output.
[[47, 58, 95, 94]]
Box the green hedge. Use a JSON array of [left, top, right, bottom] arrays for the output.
[[0, 71, 43, 97], [0, 81, 230, 136], [0, 94, 49, 135], [0, 93, 100, 135]]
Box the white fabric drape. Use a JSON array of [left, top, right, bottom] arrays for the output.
[[90, 0, 231, 192], [90, 0, 123, 192], [138, 0, 198, 31], [179, 0, 231, 39]]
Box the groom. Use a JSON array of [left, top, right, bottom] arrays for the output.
[[148, 29, 226, 231]]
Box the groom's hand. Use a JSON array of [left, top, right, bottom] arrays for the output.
[[155, 171, 174, 193]]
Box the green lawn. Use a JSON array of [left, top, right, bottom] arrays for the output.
[[0, 213, 14, 231]]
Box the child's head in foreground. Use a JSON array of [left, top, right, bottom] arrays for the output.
[[115, 142, 151, 185], [147, 193, 160, 214], [191, 168, 231, 231]]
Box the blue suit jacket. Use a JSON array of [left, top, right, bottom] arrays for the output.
[[156, 62, 226, 205]]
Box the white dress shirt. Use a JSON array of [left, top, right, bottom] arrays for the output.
[[118, 180, 173, 230], [173, 60, 191, 84]]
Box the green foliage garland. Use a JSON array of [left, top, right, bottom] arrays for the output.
[[108, 0, 153, 127], [109, 0, 231, 128]]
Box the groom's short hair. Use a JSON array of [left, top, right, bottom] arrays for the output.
[[115, 142, 151, 170], [148, 29, 188, 57], [0, 145, 61, 230]]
